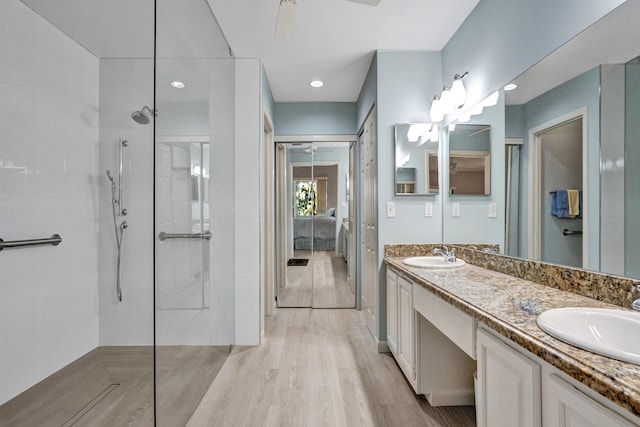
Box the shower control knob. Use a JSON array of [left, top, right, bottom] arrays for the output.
[[121, 208, 128, 216], [120, 221, 128, 230]]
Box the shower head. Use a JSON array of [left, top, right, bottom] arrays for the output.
[[131, 105, 157, 125]]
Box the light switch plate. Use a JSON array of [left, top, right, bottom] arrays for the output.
[[452, 202, 460, 217], [488, 202, 498, 218], [425, 202, 433, 217], [386, 201, 396, 218]]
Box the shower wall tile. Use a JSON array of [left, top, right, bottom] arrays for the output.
[[0, 0, 100, 405], [98, 58, 154, 346]]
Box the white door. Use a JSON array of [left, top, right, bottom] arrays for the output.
[[360, 107, 377, 336]]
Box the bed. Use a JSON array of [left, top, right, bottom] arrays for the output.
[[293, 209, 337, 251]]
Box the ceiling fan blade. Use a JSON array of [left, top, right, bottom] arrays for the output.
[[345, 0, 381, 5], [275, 0, 297, 39]]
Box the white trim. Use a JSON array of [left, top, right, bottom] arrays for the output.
[[275, 134, 357, 142], [505, 137, 524, 146], [527, 107, 588, 266]]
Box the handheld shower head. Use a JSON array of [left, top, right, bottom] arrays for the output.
[[131, 105, 157, 125]]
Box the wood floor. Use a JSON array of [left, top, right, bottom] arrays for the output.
[[279, 250, 355, 308], [187, 308, 476, 427], [0, 345, 229, 427]]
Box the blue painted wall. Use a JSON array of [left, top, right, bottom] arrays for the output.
[[441, 0, 624, 115], [274, 102, 358, 135], [515, 67, 601, 268]]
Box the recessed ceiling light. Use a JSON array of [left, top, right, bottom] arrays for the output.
[[170, 81, 186, 89], [504, 83, 518, 91], [310, 80, 324, 88]]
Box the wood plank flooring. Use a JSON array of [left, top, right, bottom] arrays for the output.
[[187, 308, 476, 427], [280, 250, 355, 308], [0, 345, 229, 427]]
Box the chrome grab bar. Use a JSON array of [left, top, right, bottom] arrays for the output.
[[158, 231, 212, 241], [563, 229, 583, 236], [0, 234, 62, 251]]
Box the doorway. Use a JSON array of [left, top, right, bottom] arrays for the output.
[[528, 110, 587, 268], [275, 141, 355, 308]]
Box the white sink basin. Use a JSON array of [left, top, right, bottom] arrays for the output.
[[537, 307, 640, 365], [402, 256, 466, 269]]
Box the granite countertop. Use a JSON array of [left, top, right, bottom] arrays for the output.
[[385, 256, 640, 418]]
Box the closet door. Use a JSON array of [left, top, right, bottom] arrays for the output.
[[360, 107, 377, 336]]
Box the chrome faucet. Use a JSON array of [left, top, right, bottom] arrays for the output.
[[633, 285, 640, 311], [432, 246, 457, 263]]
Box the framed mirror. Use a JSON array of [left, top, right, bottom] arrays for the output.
[[394, 123, 439, 195], [448, 124, 491, 196]]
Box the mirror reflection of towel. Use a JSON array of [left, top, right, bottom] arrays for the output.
[[551, 190, 569, 218], [567, 189, 580, 218]]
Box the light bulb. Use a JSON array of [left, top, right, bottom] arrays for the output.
[[458, 111, 471, 123], [470, 103, 484, 116], [429, 124, 439, 142], [440, 87, 454, 114], [429, 96, 444, 122], [483, 90, 500, 107], [448, 123, 456, 131], [450, 75, 467, 107]]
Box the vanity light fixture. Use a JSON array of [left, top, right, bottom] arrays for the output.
[[457, 111, 472, 123], [448, 123, 456, 131], [470, 103, 484, 116], [429, 96, 444, 122], [504, 83, 518, 91], [483, 90, 500, 107], [170, 81, 186, 89], [440, 86, 454, 114], [450, 72, 468, 107], [310, 80, 324, 88], [407, 123, 430, 142], [429, 124, 439, 142]]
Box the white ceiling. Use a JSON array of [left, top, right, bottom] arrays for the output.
[[207, 0, 480, 102]]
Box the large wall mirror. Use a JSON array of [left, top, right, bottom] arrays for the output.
[[394, 123, 439, 195], [448, 124, 491, 196], [445, 0, 640, 280]]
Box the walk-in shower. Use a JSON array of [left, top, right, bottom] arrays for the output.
[[1, 0, 234, 424], [131, 105, 157, 125]]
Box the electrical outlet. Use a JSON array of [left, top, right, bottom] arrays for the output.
[[425, 202, 433, 217], [386, 201, 396, 218], [452, 202, 460, 217], [488, 202, 498, 218]]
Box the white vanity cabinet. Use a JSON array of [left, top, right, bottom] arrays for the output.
[[477, 326, 640, 427], [476, 327, 541, 427], [386, 268, 416, 386], [543, 374, 637, 427], [386, 266, 476, 404], [386, 269, 398, 355]]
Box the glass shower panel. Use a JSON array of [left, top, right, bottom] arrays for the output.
[[154, 0, 234, 425]]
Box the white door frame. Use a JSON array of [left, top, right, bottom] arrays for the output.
[[527, 108, 588, 266], [261, 109, 275, 338]]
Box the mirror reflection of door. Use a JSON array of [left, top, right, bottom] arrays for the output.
[[540, 118, 584, 268], [155, 141, 210, 335], [275, 141, 355, 308]]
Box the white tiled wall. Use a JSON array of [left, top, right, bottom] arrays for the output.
[[0, 0, 100, 404], [98, 58, 154, 346]]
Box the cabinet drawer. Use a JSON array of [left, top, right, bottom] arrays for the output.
[[413, 284, 476, 359]]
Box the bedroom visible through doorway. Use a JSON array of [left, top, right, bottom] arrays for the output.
[[275, 141, 355, 308]]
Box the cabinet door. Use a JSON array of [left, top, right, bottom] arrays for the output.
[[397, 276, 415, 381], [386, 269, 398, 355], [544, 374, 636, 427], [476, 328, 541, 427]]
